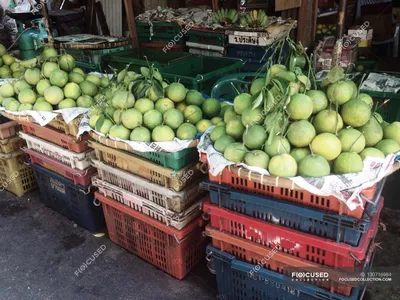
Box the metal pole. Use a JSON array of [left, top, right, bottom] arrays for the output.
[[336, 0, 347, 39]]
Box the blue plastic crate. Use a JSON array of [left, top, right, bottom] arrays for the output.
[[31, 164, 105, 232], [201, 181, 384, 246], [207, 245, 367, 300]]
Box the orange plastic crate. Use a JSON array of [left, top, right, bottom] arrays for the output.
[[204, 164, 379, 219], [20, 122, 89, 153], [96, 192, 207, 279]]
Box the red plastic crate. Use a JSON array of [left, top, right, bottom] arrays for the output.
[[202, 162, 378, 219], [203, 197, 382, 271], [20, 122, 89, 153], [206, 226, 361, 296], [96, 192, 207, 279], [23, 147, 96, 186]]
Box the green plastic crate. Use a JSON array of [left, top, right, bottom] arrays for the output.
[[137, 21, 182, 36], [161, 56, 245, 94], [64, 45, 132, 66], [187, 28, 227, 47], [102, 49, 193, 73], [138, 33, 186, 45], [75, 61, 100, 73], [133, 147, 198, 171]]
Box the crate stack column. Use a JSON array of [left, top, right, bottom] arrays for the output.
[[200, 157, 385, 299], [89, 138, 208, 279], [18, 119, 104, 233]]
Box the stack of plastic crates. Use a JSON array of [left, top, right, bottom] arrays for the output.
[[0, 117, 37, 197], [18, 122, 104, 233], [88, 140, 208, 279], [200, 155, 385, 299]]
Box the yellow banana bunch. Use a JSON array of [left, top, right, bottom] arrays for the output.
[[239, 10, 268, 28], [212, 8, 239, 26]]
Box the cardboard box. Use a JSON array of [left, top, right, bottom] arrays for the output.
[[348, 26, 373, 47], [275, 0, 301, 11]]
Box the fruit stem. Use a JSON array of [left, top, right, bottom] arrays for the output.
[[309, 143, 314, 156], [349, 132, 363, 153], [231, 82, 241, 96]]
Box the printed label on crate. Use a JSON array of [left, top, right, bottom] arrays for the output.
[[198, 126, 399, 210], [228, 34, 270, 46], [50, 178, 66, 194]]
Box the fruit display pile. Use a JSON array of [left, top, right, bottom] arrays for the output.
[[213, 8, 268, 28], [89, 65, 227, 142], [0, 46, 110, 111], [208, 65, 400, 177]]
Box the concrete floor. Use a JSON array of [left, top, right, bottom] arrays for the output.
[[0, 187, 399, 300]]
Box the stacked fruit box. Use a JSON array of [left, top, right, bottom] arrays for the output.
[[89, 139, 208, 279], [18, 121, 104, 233], [200, 156, 384, 299], [0, 117, 37, 197], [186, 28, 227, 57]]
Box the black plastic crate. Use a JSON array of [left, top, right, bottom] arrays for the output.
[[31, 164, 105, 232]]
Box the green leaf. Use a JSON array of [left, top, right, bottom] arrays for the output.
[[297, 74, 311, 91], [153, 69, 163, 82], [140, 67, 150, 78], [327, 66, 345, 83], [152, 79, 164, 97], [265, 69, 272, 86], [289, 54, 296, 72], [265, 89, 275, 112], [130, 80, 143, 95], [138, 82, 151, 99], [95, 115, 106, 132], [251, 90, 264, 110]]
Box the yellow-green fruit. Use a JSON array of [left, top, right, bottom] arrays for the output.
[[268, 153, 297, 177], [36, 79, 51, 96], [264, 136, 291, 157], [2, 54, 16, 66], [333, 153, 363, 174], [18, 89, 36, 104], [64, 82, 81, 100], [0, 83, 15, 97], [310, 133, 341, 161], [44, 86, 64, 105], [286, 93, 313, 120]]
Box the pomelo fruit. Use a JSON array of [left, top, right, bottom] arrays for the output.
[[96, 118, 113, 135], [338, 128, 366, 153], [2, 97, 16, 108], [18, 103, 33, 111], [152, 125, 175, 141], [166, 82, 186, 102], [184, 105, 203, 124], [312, 110, 343, 134], [0, 43, 6, 56], [10, 63, 25, 73], [144, 110, 163, 130], [18, 89, 36, 104], [59, 54, 75, 72], [155, 98, 175, 113], [327, 81, 354, 105], [202, 98, 221, 118], [113, 109, 122, 124], [290, 147, 311, 163], [211, 117, 223, 125], [357, 93, 373, 108], [224, 142, 248, 163], [109, 124, 131, 140], [243, 125, 267, 150], [241, 107, 264, 126], [2, 54, 15, 66], [5, 99, 20, 111], [86, 74, 101, 87], [357, 117, 383, 147], [100, 77, 110, 88], [72, 67, 84, 75], [44, 86, 64, 105], [147, 86, 160, 102], [80, 80, 98, 97], [68, 72, 85, 84], [233, 93, 251, 114], [348, 80, 358, 99], [375, 139, 400, 155], [286, 93, 313, 120], [214, 135, 235, 153], [287, 120, 316, 147], [134, 98, 154, 114], [89, 114, 101, 129], [298, 154, 330, 177], [33, 101, 52, 112], [49, 69, 68, 87], [176, 102, 187, 113], [13, 71, 24, 78], [306, 90, 328, 114], [264, 136, 291, 157], [226, 118, 245, 140], [310, 133, 341, 160], [220, 105, 231, 118], [244, 150, 269, 169], [64, 82, 81, 100], [223, 107, 238, 123], [268, 153, 297, 177], [196, 119, 213, 133], [383, 121, 400, 144], [42, 62, 59, 78], [58, 98, 76, 109], [373, 112, 384, 124], [250, 78, 265, 96], [36, 79, 51, 96], [105, 106, 115, 117], [24, 68, 41, 85], [77, 95, 94, 108], [112, 91, 135, 109], [40, 47, 58, 62], [0, 65, 11, 78], [210, 125, 226, 142], [14, 80, 31, 94], [177, 123, 197, 140], [0, 83, 15, 97], [121, 108, 143, 129], [130, 127, 151, 142], [163, 109, 184, 129], [360, 148, 385, 160], [264, 113, 284, 134], [341, 99, 371, 127], [185, 90, 204, 106], [333, 153, 363, 174]]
